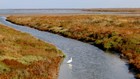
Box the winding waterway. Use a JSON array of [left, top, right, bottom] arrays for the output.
[[0, 16, 135, 79]]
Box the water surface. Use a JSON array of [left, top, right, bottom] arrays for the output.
[[0, 9, 139, 15]]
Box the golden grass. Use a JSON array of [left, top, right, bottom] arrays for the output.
[[0, 24, 64, 79], [7, 15, 140, 78]]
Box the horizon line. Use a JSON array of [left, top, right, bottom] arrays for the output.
[[0, 8, 140, 10]]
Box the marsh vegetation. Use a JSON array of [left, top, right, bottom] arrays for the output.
[[7, 15, 140, 78], [0, 24, 64, 79]]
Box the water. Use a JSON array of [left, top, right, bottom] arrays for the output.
[[0, 9, 139, 15], [0, 16, 135, 79], [0, 9, 92, 14]]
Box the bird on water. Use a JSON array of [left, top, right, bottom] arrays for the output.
[[67, 57, 72, 64]]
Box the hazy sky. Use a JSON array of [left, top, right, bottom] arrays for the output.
[[0, 0, 140, 9]]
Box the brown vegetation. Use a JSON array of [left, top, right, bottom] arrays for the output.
[[0, 24, 64, 79], [7, 15, 140, 78]]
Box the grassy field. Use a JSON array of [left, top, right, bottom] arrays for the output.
[[7, 15, 140, 78], [0, 24, 64, 79]]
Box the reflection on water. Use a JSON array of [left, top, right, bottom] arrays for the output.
[[0, 16, 135, 79]]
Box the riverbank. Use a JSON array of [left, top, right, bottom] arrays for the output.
[[0, 24, 64, 79], [6, 14, 140, 78]]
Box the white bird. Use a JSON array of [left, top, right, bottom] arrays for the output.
[[67, 57, 72, 64]]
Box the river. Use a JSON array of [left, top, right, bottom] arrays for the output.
[[0, 16, 135, 79]]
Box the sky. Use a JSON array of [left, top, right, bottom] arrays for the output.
[[0, 0, 140, 9]]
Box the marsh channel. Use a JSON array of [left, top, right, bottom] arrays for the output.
[[0, 16, 135, 79]]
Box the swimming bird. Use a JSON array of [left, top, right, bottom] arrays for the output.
[[67, 57, 72, 64]]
